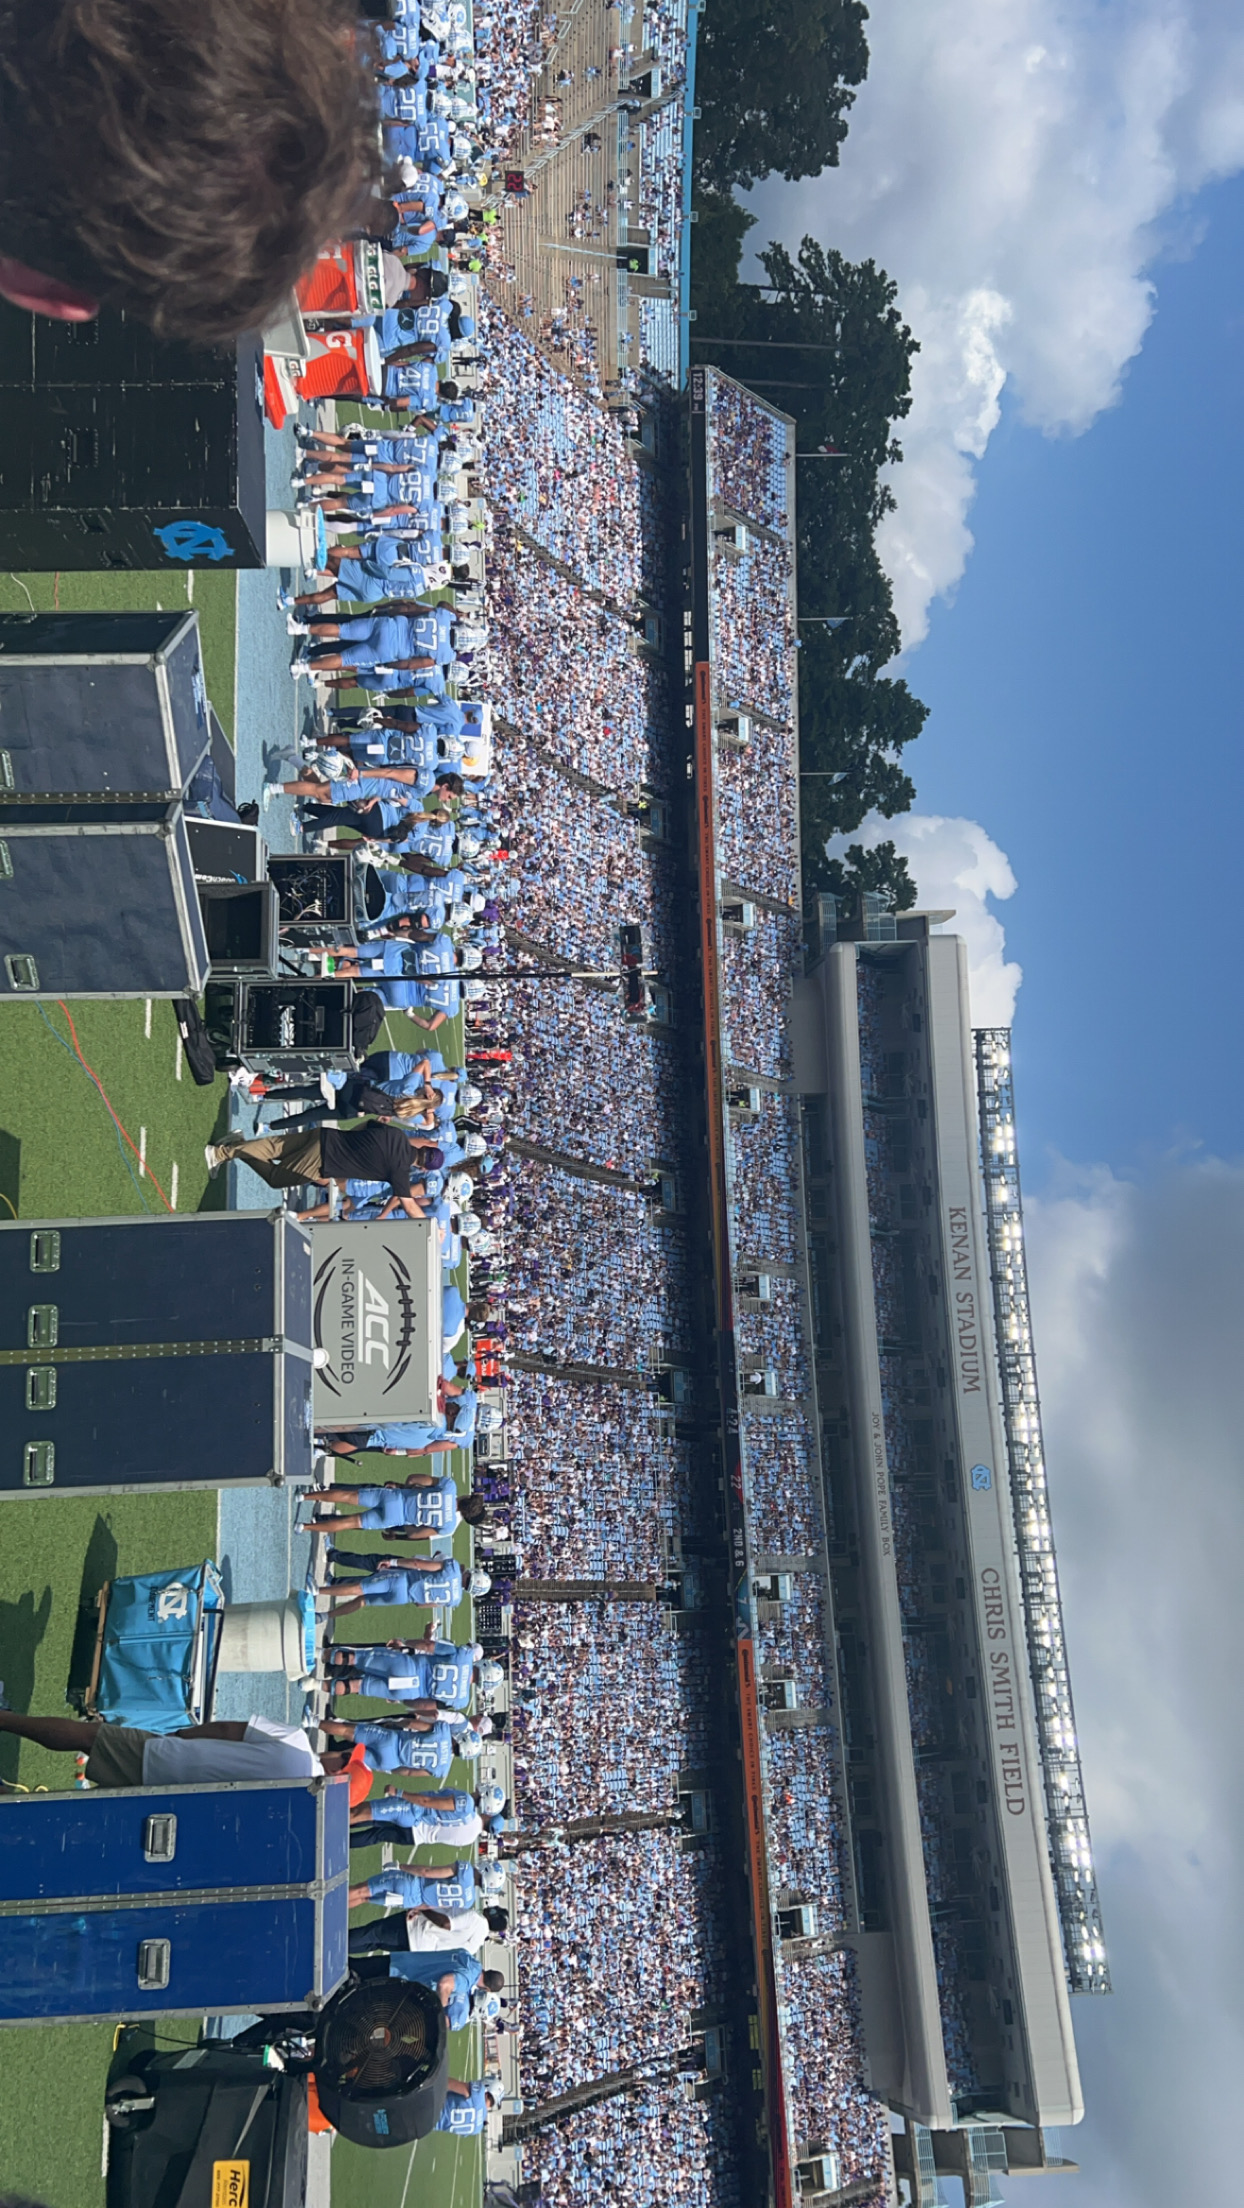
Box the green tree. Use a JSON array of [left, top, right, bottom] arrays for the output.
[[693, 0, 869, 193], [803, 837, 918, 912]]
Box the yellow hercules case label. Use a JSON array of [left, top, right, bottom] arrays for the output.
[[211, 2163, 249, 2208]]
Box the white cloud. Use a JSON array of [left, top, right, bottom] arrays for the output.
[[834, 811, 1022, 1022], [1023, 1156, 1244, 2203], [746, 0, 1244, 643]]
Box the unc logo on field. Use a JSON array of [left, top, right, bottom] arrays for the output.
[[970, 1464, 993, 1491], [152, 520, 234, 563]]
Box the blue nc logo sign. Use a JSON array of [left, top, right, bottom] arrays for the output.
[[970, 1464, 993, 1491], [152, 520, 234, 563]]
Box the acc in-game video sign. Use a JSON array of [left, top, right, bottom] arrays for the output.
[[311, 1222, 441, 1428]]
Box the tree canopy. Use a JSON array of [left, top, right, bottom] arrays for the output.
[[693, 0, 870, 194]]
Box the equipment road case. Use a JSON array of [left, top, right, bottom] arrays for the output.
[[0, 1776, 349, 2022], [267, 852, 367, 948], [0, 1213, 315, 1494], [204, 976, 361, 1078], [0, 611, 209, 809], [0, 808, 211, 998]]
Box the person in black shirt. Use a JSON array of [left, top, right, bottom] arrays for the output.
[[206, 1122, 424, 1220]]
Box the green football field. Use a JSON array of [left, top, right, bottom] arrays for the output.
[[0, 567, 479, 2208]]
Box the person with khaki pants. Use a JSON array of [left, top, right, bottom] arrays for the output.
[[205, 1120, 428, 1220]]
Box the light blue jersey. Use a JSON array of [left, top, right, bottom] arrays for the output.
[[355, 1718, 456, 1777], [365, 1859, 475, 1913], [340, 1559, 463, 1608], [390, 1947, 478, 2030], [434, 2081, 489, 2135]]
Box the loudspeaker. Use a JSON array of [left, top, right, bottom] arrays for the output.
[[0, 306, 266, 570], [0, 810, 209, 998], [198, 880, 280, 974], [0, 612, 209, 815]]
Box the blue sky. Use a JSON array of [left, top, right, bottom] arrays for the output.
[[906, 171, 1244, 1184]]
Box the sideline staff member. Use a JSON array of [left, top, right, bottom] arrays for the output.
[[206, 1120, 426, 1219], [0, 0, 381, 342], [0, 1707, 371, 1792]]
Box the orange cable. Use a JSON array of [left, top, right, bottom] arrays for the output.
[[54, 999, 175, 1212]]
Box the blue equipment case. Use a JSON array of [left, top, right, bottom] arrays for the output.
[[0, 1213, 315, 1494], [0, 611, 209, 809], [0, 1776, 350, 2023], [0, 807, 210, 998]]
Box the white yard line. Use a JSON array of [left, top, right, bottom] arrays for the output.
[[170, 1162, 180, 1211], [175, 1036, 184, 1082], [138, 1126, 147, 1178], [144, 998, 152, 1039]]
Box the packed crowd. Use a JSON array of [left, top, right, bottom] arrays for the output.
[[711, 538, 796, 730], [492, 732, 680, 970], [780, 1950, 893, 2179], [729, 1094, 801, 1264], [524, 2072, 741, 2208], [509, 1601, 714, 1822], [504, 974, 685, 1175], [763, 1726, 846, 1915], [720, 910, 799, 1079], [518, 1830, 729, 2093], [757, 1566, 831, 1711], [266, 35, 888, 2191], [487, 521, 673, 791], [741, 1411, 824, 1558], [505, 1371, 688, 1579], [507, 1164, 695, 1371], [479, 294, 644, 600], [715, 731, 800, 909], [708, 378, 791, 536], [472, 0, 556, 149]]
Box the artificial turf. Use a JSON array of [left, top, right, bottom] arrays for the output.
[[0, 555, 477, 2202]]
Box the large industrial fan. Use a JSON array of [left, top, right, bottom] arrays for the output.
[[104, 1974, 449, 2204]]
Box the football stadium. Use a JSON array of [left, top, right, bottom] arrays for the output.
[[0, 4, 1108, 2207]]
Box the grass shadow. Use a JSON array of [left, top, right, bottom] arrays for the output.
[[0, 1127, 20, 1219], [65, 1516, 119, 1707], [0, 1586, 53, 1779]]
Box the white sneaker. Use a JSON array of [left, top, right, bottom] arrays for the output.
[[262, 782, 284, 808], [286, 613, 307, 636], [204, 1143, 225, 1179], [276, 586, 295, 610], [319, 1071, 339, 1106], [290, 659, 311, 681]]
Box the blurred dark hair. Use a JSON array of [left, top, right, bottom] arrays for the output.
[[0, 0, 383, 341]]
